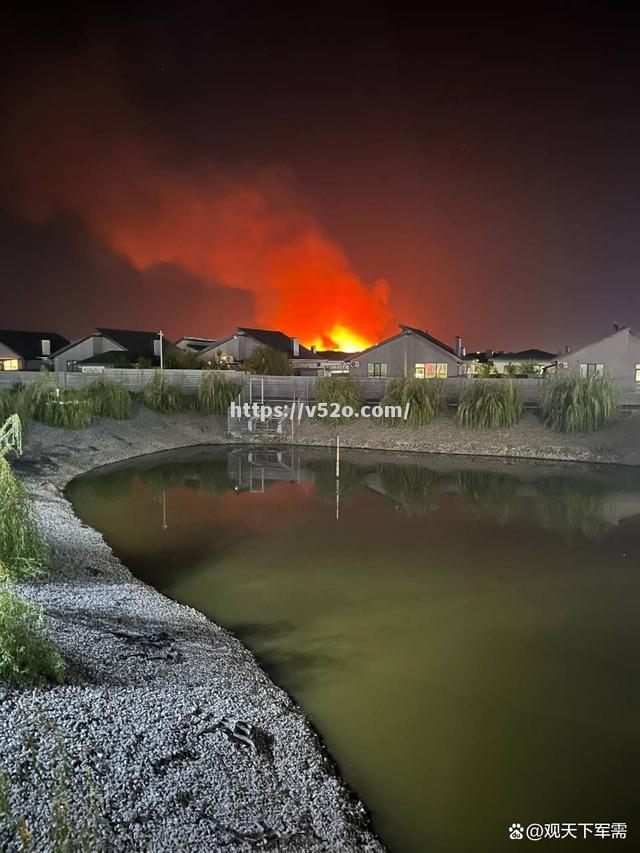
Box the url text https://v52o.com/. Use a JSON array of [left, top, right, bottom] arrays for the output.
[[229, 401, 412, 422]]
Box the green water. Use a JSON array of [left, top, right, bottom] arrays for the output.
[[67, 446, 640, 852]]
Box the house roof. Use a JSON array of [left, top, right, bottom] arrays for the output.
[[347, 323, 461, 362], [0, 330, 69, 360], [565, 326, 640, 359], [95, 328, 176, 356], [76, 350, 130, 365], [492, 348, 557, 361], [237, 327, 314, 358]]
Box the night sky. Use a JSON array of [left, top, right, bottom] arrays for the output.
[[2, 2, 639, 351]]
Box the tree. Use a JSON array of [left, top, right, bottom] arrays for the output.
[[244, 346, 293, 375]]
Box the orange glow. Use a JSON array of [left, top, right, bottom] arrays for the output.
[[4, 65, 394, 347], [309, 324, 373, 352]]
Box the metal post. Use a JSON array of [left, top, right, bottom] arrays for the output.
[[159, 330, 164, 370], [335, 434, 340, 521]]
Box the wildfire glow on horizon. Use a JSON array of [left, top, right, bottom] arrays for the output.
[[3, 60, 393, 351]]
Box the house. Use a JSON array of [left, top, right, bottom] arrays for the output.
[[51, 328, 178, 372], [0, 330, 70, 371], [176, 336, 218, 354], [562, 326, 640, 384], [463, 348, 557, 375], [290, 349, 351, 376], [347, 324, 464, 379], [198, 327, 314, 367]]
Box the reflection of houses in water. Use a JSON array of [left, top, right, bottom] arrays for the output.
[[228, 448, 314, 493]]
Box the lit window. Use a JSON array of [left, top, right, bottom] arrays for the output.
[[41, 339, 51, 356], [0, 359, 19, 371], [367, 363, 387, 377], [415, 363, 447, 379], [635, 364, 640, 382]]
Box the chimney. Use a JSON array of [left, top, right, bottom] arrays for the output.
[[485, 349, 493, 360], [292, 337, 300, 357], [454, 335, 463, 357], [564, 345, 570, 354], [311, 344, 317, 354]]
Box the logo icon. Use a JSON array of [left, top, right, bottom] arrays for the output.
[[509, 823, 524, 840]]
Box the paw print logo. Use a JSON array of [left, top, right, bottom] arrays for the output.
[[509, 823, 524, 840]]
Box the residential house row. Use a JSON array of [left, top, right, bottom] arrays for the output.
[[1, 323, 639, 385]]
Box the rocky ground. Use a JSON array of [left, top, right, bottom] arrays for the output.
[[2, 410, 383, 852], [2, 404, 638, 851]]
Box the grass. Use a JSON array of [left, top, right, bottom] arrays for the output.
[[141, 371, 185, 413], [456, 378, 522, 429], [0, 389, 19, 422], [21, 377, 93, 430], [0, 586, 65, 685], [0, 716, 104, 850], [541, 373, 619, 433], [314, 376, 363, 425], [0, 458, 47, 581], [380, 378, 443, 427], [85, 380, 132, 420], [197, 372, 242, 414]]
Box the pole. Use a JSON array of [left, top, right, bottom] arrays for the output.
[[159, 330, 164, 370], [335, 434, 340, 521]]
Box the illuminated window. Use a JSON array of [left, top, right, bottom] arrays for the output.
[[415, 363, 448, 379], [367, 363, 387, 378], [0, 359, 19, 371], [41, 339, 51, 356], [635, 364, 640, 382]]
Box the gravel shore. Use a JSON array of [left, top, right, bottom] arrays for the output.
[[2, 410, 384, 852], [3, 404, 638, 851]]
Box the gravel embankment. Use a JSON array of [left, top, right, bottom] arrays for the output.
[[2, 410, 384, 852]]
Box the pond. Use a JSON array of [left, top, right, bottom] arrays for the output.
[[66, 445, 640, 852]]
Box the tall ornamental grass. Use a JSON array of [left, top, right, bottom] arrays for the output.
[[380, 378, 443, 427], [0, 389, 18, 422], [21, 376, 93, 429], [0, 417, 47, 580], [314, 376, 363, 425], [197, 372, 242, 414], [141, 371, 184, 413], [0, 587, 66, 685], [541, 373, 619, 433], [456, 378, 522, 429], [85, 379, 133, 420]]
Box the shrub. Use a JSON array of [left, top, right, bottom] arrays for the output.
[[541, 373, 619, 433], [0, 586, 65, 685], [314, 376, 363, 425], [456, 378, 522, 429], [138, 356, 152, 369], [0, 457, 47, 581], [380, 378, 443, 427], [197, 372, 242, 414], [164, 349, 203, 370], [0, 390, 19, 422], [244, 345, 292, 375], [85, 380, 132, 420], [21, 377, 93, 429], [141, 371, 184, 413]]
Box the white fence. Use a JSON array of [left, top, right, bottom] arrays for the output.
[[1, 369, 639, 406]]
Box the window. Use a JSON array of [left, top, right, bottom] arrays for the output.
[[367, 362, 387, 377], [0, 359, 19, 371], [580, 363, 604, 378], [636, 364, 640, 382], [415, 362, 448, 379], [41, 339, 51, 356]]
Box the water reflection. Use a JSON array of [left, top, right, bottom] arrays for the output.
[[66, 446, 640, 853]]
